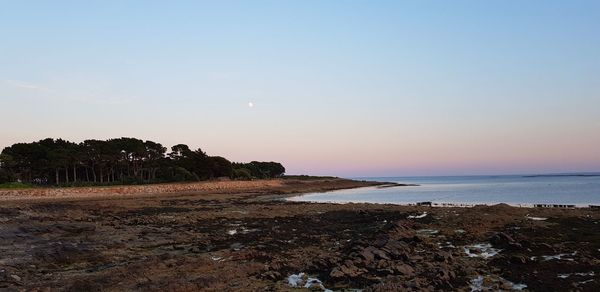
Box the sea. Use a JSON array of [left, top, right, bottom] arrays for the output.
[[288, 174, 600, 207]]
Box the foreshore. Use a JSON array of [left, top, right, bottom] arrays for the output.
[[1, 178, 599, 291], [0, 177, 386, 202]]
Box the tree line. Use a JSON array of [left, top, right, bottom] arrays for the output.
[[0, 138, 285, 186]]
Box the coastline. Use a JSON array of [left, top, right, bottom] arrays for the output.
[[1, 178, 599, 290], [0, 177, 387, 202], [286, 185, 599, 210], [288, 196, 598, 209]]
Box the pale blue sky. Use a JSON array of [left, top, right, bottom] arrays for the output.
[[1, 1, 599, 176]]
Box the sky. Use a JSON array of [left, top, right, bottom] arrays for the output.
[[1, 0, 599, 177]]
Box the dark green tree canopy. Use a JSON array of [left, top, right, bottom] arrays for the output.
[[0, 138, 285, 186], [232, 161, 285, 179]]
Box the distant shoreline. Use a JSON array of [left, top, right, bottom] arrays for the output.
[[522, 174, 600, 178]]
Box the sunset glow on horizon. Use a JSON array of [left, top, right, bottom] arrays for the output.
[[1, 1, 599, 177]]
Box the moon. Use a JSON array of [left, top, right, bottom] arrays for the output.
[[248, 102, 254, 108]]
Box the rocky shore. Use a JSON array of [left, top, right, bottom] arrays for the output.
[[1, 178, 599, 291]]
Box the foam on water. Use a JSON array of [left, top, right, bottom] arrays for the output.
[[542, 251, 577, 261], [525, 215, 548, 221], [557, 271, 595, 279], [464, 243, 501, 259], [469, 275, 527, 291], [287, 273, 332, 292], [407, 212, 428, 219]]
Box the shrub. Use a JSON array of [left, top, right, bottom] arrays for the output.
[[233, 168, 252, 180]]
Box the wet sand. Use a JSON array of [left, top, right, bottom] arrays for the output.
[[1, 178, 599, 291]]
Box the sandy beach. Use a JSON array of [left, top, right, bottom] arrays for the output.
[[1, 178, 599, 291]]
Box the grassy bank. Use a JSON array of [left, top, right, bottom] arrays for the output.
[[0, 182, 35, 189]]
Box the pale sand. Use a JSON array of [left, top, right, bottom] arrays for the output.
[[0, 180, 285, 201]]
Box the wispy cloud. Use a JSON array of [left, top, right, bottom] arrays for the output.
[[2, 79, 133, 105], [3, 79, 48, 91]]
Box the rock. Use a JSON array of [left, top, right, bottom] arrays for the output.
[[329, 267, 345, 278], [376, 259, 389, 269], [365, 282, 404, 292], [381, 240, 409, 260], [360, 247, 375, 263], [489, 232, 514, 246], [261, 271, 281, 280], [510, 254, 527, 264], [519, 240, 532, 248], [391, 222, 415, 239], [331, 262, 366, 278], [56, 223, 96, 234], [360, 246, 390, 263], [500, 282, 514, 290], [410, 255, 424, 262], [508, 242, 523, 250], [393, 264, 414, 276], [371, 247, 390, 260], [405, 279, 423, 289], [10, 274, 21, 281], [230, 243, 244, 250], [34, 242, 100, 265], [373, 234, 389, 247], [438, 268, 454, 281], [308, 258, 330, 270], [426, 266, 454, 286], [536, 243, 555, 253], [340, 264, 357, 276], [376, 268, 394, 275], [489, 232, 522, 250], [434, 251, 453, 263], [578, 257, 597, 266]]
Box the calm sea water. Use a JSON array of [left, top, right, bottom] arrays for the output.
[[288, 175, 600, 207]]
